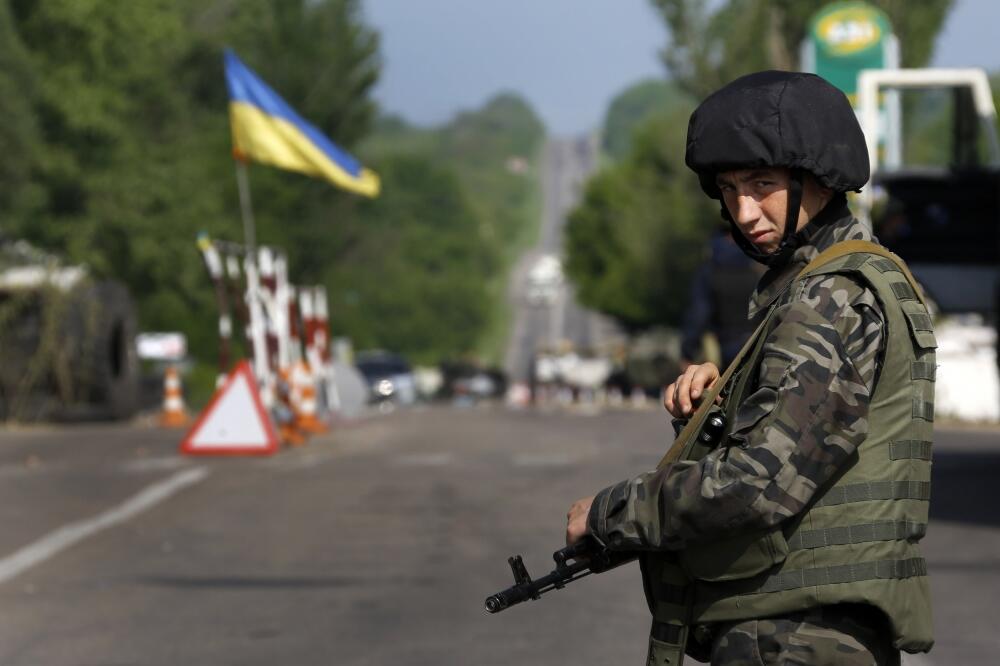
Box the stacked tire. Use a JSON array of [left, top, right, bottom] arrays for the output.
[[0, 280, 139, 421]]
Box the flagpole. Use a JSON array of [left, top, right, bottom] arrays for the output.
[[234, 160, 257, 256], [233, 159, 274, 408]]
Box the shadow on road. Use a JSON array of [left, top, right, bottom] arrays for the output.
[[930, 450, 1000, 527]]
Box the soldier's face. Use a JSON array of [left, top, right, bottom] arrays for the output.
[[716, 168, 831, 253]]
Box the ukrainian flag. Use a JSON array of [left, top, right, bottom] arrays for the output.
[[224, 49, 380, 197]]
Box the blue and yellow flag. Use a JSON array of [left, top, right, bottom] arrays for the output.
[[224, 49, 379, 197]]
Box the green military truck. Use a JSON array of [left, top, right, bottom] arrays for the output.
[[0, 240, 139, 421], [856, 68, 1000, 316]]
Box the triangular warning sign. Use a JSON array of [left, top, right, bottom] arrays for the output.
[[180, 360, 279, 456]]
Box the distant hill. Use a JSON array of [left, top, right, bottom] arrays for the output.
[[601, 79, 696, 160], [364, 93, 545, 255]]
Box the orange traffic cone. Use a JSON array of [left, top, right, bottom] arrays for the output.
[[292, 360, 328, 434], [159, 366, 190, 428]]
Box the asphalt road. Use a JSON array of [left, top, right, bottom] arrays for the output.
[[0, 408, 997, 665], [505, 137, 623, 383]]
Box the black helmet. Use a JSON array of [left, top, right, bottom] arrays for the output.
[[686, 71, 869, 198], [685, 71, 870, 265]]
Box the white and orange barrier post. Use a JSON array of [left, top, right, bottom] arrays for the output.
[[196, 234, 232, 388], [287, 287, 326, 433], [291, 359, 328, 433]]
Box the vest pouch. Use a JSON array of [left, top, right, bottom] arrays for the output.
[[679, 526, 788, 582]]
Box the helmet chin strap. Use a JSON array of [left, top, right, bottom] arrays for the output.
[[724, 170, 805, 267]]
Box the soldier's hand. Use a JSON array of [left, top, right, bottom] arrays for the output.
[[566, 496, 594, 546], [663, 362, 721, 418]]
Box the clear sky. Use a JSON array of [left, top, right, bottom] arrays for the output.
[[362, 0, 1000, 136]]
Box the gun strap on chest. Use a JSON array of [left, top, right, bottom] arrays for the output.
[[655, 240, 917, 471]]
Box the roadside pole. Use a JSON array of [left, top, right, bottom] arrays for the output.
[[196, 235, 232, 387], [234, 161, 274, 407], [235, 161, 256, 256]]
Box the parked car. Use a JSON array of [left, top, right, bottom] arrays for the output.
[[525, 254, 563, 306], [439, 360, 507, 402], [354, 351, 417, 406]]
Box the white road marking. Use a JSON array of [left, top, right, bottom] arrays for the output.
[[0, 467, 209, 585], [902, 653, 934, 666]]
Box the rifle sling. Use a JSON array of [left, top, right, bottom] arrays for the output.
[[656, 240, 916, 470]]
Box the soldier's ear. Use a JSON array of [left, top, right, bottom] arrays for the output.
[[820, 187, 833, 209], [804, 173, 833, 209]]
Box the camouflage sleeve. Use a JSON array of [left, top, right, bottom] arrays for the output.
[[588, 273, 885, 551]]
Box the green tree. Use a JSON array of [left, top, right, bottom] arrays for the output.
[[602, 79, 695, 160], [651, 0, 954, 99], [1, 0, 542, 387], [364, 92, 545, 257], [361, 93, 546, 361], [0, 1, 42, 226], [184, 0, 382, 285], [565, 0, 959, 334], [324, 155, 498, 362], [2, 0, 383, 361], [6, 0, 225, 353], [566, 109, 715, 331]]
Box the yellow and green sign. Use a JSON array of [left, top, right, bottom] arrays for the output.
[[804, 1, 895, 100]]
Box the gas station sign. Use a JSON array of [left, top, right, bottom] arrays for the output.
[[802, 1, 896, 101]]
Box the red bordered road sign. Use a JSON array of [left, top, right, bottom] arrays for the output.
[[180, 361, 279, 456]]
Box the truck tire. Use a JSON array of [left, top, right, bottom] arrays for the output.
[[56, 281, 140, 421], [0, 288, 54, 421], [0, 279, 138, 422]]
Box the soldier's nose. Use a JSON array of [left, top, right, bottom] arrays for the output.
[[734, 195, 760, 226]]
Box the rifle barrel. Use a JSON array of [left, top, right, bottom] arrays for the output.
[[484, 560, 592, 613], [484, 540, 639, 614]]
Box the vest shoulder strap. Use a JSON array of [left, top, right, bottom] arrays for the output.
[[800, 241, 937, 351], [797, 240, 928, 309], [657, 240, 914, 469]]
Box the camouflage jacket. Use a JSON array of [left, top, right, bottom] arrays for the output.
[[588, 202, 886, 550]]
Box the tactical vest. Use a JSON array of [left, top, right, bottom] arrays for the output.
[[643, 246, 936, 664]]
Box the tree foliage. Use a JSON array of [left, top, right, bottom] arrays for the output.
[[602, 79, 695, 161], [566, 108, 715, 331], [1, 0, 382, 356], [324, 155, 498, 363], [364, 93, 545, 261], [565, 0, 958, 333], [0, 0, 542, 379], [360, 94, 545, 361], [0, 3, 40, 213], [651, 0, 954, 99]]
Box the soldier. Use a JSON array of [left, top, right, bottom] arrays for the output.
[[679, 226, 763, 370], [566, 71, 935, 665]]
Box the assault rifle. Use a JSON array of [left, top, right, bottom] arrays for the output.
[[484, 410, 730, 614], [484, 536, 637, 613]]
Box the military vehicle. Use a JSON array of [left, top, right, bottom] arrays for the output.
[[856, 68, 1000, 315], [0, 240, 139, 421]]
